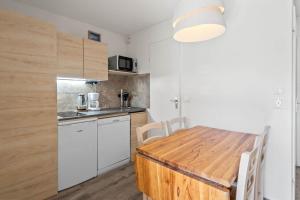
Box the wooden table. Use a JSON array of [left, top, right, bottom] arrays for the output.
[[135, 126, 256, 200]]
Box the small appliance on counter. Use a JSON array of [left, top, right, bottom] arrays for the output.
[[88, 93, 101, 111], [108, 55, 137, 73], [77, 94, 87, 110]]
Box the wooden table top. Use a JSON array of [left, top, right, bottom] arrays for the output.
[[136, 126, 256, 188]]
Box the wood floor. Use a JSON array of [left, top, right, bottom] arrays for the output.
[[86, 166, 300, 200], [49, 163, 300, 200], [48, 163, 142, 200]]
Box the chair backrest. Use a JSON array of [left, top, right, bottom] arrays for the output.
[[254, 126, 270, 200], [258, 126, 270, 167], [136, 121, 168, 146], [236, 146, 259, 200], [166, 117, 188, 134]]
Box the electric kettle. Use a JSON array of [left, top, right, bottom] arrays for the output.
[[77, 94, 87, 110]]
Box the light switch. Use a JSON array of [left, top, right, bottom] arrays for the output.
[[274, 88, 284, 109], [275, 97, 282, 108]]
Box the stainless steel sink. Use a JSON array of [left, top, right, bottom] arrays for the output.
[[57, 107, 145, 121], [57, 111, 87, 118]]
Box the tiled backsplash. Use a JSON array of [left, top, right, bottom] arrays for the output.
[[98, 75, 129, 108], [57, 74, 150, 112], [128, 74, 150, 108]]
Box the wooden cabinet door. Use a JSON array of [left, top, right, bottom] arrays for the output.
[[0, 11, 57, 200], [57, 32, 83, 78], [83, 39, 108, 81], [130, 112, 148, 161]]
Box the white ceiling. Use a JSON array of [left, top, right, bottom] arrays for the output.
[[16, 0, 179, 35]]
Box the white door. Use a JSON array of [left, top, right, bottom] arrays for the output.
[[149, 39, 181, 122]]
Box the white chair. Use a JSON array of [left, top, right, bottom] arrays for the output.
[[137, 121, 168, 200], [166, 117, 188, 134], [136, 121, 169, 146], [236, 145, 259, 200], [254, 126, 270, 200]]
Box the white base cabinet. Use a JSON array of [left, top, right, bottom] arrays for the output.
[[58, 118, 98, 191], [58, 115, 131, 191]]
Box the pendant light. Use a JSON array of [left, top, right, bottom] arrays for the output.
[[173, 0, 226, 43]]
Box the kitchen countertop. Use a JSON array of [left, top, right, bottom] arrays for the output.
[[57, 107, 146, 121]]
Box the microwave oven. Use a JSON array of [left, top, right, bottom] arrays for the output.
[[108, 55, 137, 73]]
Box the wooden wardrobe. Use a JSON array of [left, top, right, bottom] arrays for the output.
[[0, 11, 58, 199]]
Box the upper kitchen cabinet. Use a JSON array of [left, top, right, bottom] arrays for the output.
[[83, 39, 108, 81], [57, 32, 84, 78]]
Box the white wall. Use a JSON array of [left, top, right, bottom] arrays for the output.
[[128, 0, 294, 199], [0, 0, 128, 57], [128, 20, 173, 74], [296, 17, 300, 167]]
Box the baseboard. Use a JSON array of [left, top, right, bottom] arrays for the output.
[[98, 158, 130, 175]]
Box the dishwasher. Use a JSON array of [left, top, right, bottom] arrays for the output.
[[98, 115, 130, 175]]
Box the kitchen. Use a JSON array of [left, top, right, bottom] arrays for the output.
[[0, 2, 150, 198], [47, 18, 151, 194], [57, 78, 149, 190], [0, 0, 297, 200], [56, 39, 150, 190]]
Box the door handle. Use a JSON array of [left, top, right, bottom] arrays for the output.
[[170, 97, 179, 109]]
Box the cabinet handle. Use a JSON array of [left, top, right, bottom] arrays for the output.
[[113, 119, 120, 123], [76, 130, 83, 133]]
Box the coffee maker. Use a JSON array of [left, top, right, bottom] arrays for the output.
[[87, 93, 100, 111]]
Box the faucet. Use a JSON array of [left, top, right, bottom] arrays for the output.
[[120, 89, 124, 108], [119, 89, 129, 108]]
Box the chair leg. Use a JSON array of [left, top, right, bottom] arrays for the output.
[[143, 193, 152, 200], [258, 173, 264, 200], [258, 192, 263, 200]]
